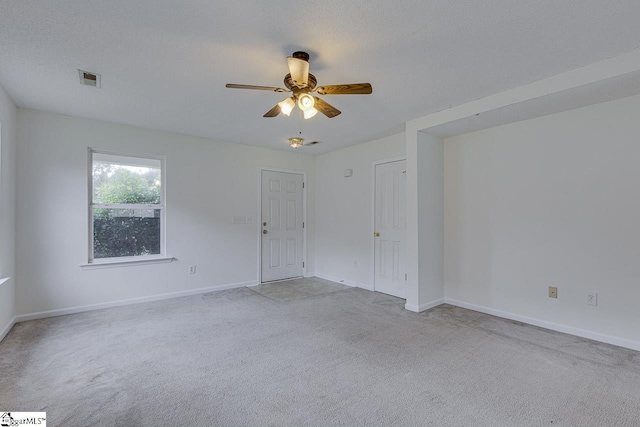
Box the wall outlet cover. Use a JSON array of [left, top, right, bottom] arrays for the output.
[[548, 286, 558, 298], [587, 292, 598, 306]]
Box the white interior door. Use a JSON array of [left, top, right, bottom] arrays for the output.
[[374, 160, 407, 298], [261, 170, 304, 282]]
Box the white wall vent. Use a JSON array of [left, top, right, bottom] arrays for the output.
[[78, 69, 101, 88]]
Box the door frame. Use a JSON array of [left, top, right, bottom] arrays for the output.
[[257, 167, 307, 284], [371, 156, 406, 294]]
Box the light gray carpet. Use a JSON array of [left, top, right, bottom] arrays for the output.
[[251, 276, 353, 302], [1, 278, 639, 426]]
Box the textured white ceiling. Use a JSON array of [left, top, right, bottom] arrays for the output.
[[1, 1, 640, 154]]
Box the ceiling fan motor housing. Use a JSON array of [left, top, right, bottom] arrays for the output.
[[284, 73, 317, 91], [292, 51, 310, 62]]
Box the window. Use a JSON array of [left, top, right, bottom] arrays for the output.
[[89, 150, 165, 263]]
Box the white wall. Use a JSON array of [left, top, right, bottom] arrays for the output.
[[315, 133, 405, 289], [0, 83, 17, 337], [444, 94, 640, 346], [416, 132, 444, 307], [16, 109, 315, 316], [405, 130, 445, 312]]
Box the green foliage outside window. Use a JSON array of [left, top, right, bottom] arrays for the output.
[[92, 162, 162, 259], [93, 164, 160, 204]]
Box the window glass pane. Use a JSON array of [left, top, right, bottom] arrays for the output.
[[93, 208, 161, 259], [93, 155, 161, 204], [93, 153, 161, 169]]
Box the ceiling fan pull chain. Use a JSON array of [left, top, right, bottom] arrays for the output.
[[298, 109, 303, 136]]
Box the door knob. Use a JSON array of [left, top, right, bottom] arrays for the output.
[[263, 222, 267, 226], [374, 232, 380, 237], [263, 230, 268, 234]]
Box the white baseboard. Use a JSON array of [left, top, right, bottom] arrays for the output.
[[444, 298, 640, 352], [14, 280, 257, 323], [303, 271, 315, 278], [0, 316, 17, 343], [405, 298, 445, 313], [315, 273, 374, 291]]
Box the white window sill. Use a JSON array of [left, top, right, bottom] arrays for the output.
[[80, 257, 175, 270], [0, 277, 11, 287]]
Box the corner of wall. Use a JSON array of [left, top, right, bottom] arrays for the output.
[[405, 129, 445, 310], [0, 82, 18, 342]]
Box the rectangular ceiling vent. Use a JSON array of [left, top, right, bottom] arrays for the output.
[[78, 69, 101, 88]]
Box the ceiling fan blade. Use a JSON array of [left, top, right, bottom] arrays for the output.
[[304, 141, 320, 146], [226, 84, 289, 93], [313, 97, 341, 118], [263, 104, 281, 118], [287, 56, 309, 88], [315, 83, 372, 95]]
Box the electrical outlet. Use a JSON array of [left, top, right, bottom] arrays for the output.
[[189, 265, 197, 274], [548, 286, 558, 299], [587, 293, 598, 306]]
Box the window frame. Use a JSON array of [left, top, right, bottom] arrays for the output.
[[87, 148, 167, 265]]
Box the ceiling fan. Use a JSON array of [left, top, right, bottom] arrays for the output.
[[226, 51, 372, 119], [288, 137, 319, 149]]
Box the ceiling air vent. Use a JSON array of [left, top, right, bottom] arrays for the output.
[[78, 69, 101, 88]]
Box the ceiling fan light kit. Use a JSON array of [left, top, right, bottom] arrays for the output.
[[288, 137, 304, 149], [278, 97, 296, 116], [226, 51, 372, 120], [297, 93, 315, 111], [303, 107, 318, 119], [287, 136, 319, 149]]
